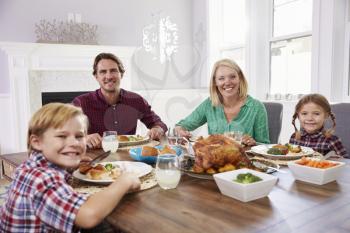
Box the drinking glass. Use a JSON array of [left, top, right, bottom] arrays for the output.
[[155, 154, 181, 190], [102, 131, 119, 153], [167, 127, 178, 145], [224, 131, 243, 144], [233, 131, 243, 144]]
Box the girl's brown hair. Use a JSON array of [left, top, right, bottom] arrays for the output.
[[27, 103, 88, 153], [209, 59, 248, 107], [292, 94, 336, 139]]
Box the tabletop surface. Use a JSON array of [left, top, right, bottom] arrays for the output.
[[1, 145, 350, 233]]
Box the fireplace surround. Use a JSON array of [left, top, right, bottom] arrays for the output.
[[0, 42, 135, 153]]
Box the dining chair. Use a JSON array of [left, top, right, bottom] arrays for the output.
[[330, 103, 350, 158], [263, 102, 283, 144]]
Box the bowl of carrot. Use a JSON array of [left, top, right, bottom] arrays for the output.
[[287, 157, 346, 185]]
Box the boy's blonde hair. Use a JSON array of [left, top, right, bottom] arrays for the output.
[[27, 103, 88, 153], [292, 94, 336, 139], [209, 59, 248, 107]]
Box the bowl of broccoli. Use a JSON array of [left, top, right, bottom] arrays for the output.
[[213, 168, 278, 202]]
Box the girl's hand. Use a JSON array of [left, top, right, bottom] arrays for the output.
[[242, 135, 256, 146], [174, 126, 192, 138]]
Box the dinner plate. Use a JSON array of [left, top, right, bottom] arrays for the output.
[[73, 161, 152, 184], [129, 145, 183, 164], [118, 135, 150, 147], [180, 156, 279, 180], [250, 144, 314, 160]]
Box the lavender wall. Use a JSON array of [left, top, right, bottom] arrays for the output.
[[0, 0, 193, 46], [0, 51, 9, 93], [0, 0, 209, 92]]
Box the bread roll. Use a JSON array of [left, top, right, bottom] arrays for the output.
[[141, 146, 158, 156], [159, 145, 176, 155], [118, 135, 129, 142], [86, 164, 107, 180]]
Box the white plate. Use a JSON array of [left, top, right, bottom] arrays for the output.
[[250, 144, 314, 160], [118, 135, 150, 147], [73, 161, 152, 184]]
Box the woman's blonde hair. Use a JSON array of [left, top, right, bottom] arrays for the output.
[[209, 59, 248, 106], [27, 103, 88, 153], [292, 94, 336, 139]]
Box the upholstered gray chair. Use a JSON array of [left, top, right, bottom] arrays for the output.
[[263, 102, 283, 144], [331, 103, 350, 158]]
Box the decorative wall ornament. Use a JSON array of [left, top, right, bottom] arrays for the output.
[[142, 14, 178, 64], [34, 19, 98, 45]]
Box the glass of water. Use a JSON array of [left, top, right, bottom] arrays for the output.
[[224, 131, 243, 145], [102, 131, 119, 153], [155, 154, 181, 190], [233, 131, 243, 144]]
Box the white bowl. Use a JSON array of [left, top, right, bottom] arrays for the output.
[[213, 168, 278, 202], [287, 159, 346, 185]]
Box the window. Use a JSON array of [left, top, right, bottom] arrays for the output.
[[209, 0, 247, 72], [221, 0, 246, 69], [269, 0, 313, 97]]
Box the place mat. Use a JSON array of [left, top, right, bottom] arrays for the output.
[[72, 169, 158, 195], [118, 140, 160, 151], [247, 151, 323, 166]]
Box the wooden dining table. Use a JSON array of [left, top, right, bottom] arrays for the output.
[[1, 143, 350, 233]]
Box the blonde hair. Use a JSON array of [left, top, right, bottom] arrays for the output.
[[292, 94, 336, 139], [27, 103, 88, 153], [209, 59, 248, 106]]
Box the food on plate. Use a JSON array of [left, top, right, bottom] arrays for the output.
[[192, 134, 253, 174], [267, 143, 303, 155], [118, 135, 145, 142], [218, 163, 236, 173], [79, 163, 93, 174], [86, 163, 122, 180], [267, 144, 289, 155], [234, 172, 262, 184], [159, 145, 176, 155], [296, 157, 339, 169], [141, 146, 159, 156], [286, 144, 302, 153], [117, 135, 129, 142]]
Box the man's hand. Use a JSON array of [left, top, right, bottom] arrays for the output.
[[148, 126, 164, 140], [86, 133, 102, 149]]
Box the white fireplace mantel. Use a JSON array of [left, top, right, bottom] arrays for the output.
[[0, 41, 135, 153]]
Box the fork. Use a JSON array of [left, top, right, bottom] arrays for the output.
[[182, 137, 195, 157]]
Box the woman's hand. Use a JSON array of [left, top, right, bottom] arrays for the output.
[[242, 134, 256, 146], [174, 126, 192, 138]]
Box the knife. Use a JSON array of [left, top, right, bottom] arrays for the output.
[[89, 150, 111, 166]]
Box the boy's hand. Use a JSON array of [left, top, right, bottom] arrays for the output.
[[120, 173, 141, 192]]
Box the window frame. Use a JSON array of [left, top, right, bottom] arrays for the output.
[[208, 0, 350, 102], [343, 0, 350, 101]]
